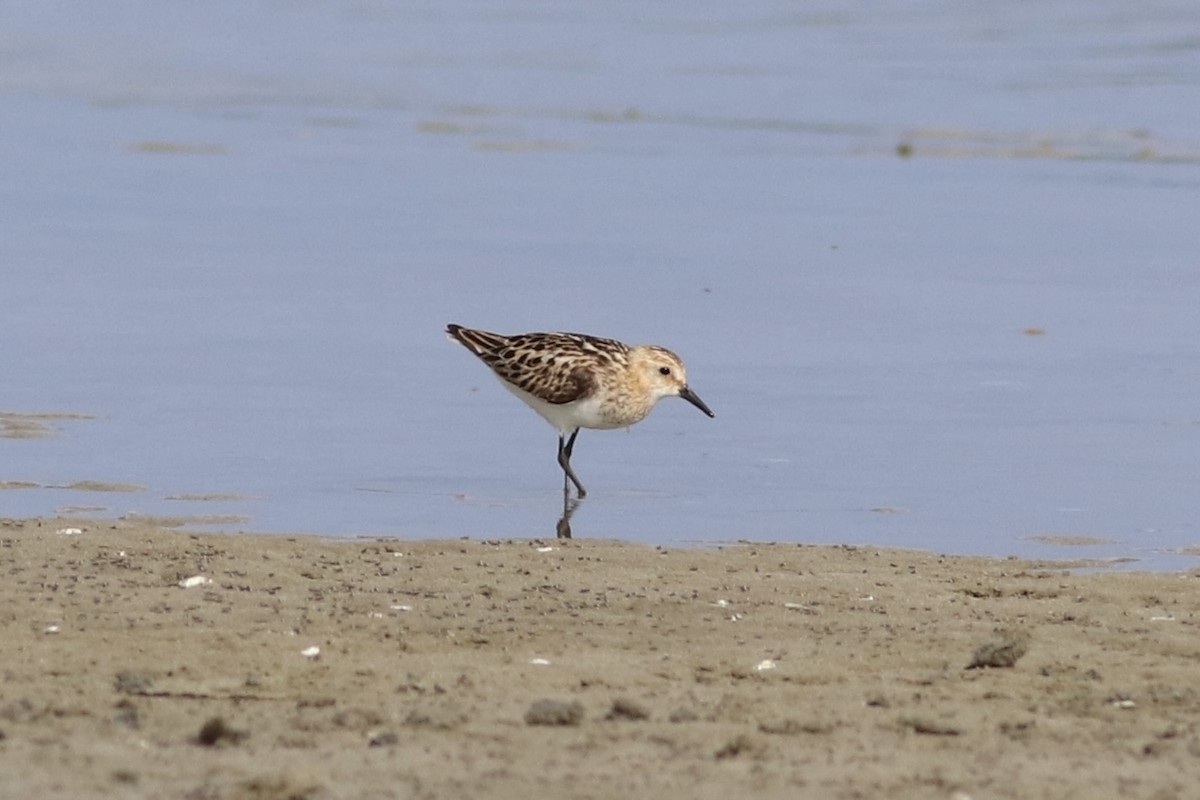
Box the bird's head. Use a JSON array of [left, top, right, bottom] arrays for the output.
[[631, 346, 715, 418]]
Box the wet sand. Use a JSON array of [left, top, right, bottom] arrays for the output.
[[2, 516, 1198, 799]]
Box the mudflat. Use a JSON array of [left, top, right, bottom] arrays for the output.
[[2, 516, 1198, 799]]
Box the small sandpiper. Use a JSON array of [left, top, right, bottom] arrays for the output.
[[446, 324, 714, 498]]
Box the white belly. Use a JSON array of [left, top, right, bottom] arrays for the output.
[[499, 380, 621, 434]]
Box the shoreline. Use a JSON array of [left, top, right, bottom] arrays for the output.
[[2, 516, 1198, 799]]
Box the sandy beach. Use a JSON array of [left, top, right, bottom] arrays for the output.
[[1, 516, 1198, 799]]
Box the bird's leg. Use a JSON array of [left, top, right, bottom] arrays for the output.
[[555, 432, 585, 538], [557, 435, 569, 501], [557, 430, 587, 498]]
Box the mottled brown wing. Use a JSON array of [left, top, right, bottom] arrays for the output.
[[489, 333, 608, 404], [446, 324, 507, 357], [446, 326, 624, 405]]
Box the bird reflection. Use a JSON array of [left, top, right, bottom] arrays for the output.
[[556, 488, 582, 538]]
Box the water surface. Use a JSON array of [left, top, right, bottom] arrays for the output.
[[3, 2, 1199, 569]]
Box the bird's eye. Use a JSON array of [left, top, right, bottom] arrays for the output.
[[659, 366, 671, 376]]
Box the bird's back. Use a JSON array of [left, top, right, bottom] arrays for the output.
[[446, 324, 629, 405]]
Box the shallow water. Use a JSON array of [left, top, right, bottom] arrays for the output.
[[3, 2, 1199, 569]]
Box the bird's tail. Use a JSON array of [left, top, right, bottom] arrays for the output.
[[446, 324, 509, 358]]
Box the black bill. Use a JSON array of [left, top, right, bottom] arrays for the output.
[[679, 386, 715, 418]]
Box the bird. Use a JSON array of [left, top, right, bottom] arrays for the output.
[[446, 324, 714, 499]]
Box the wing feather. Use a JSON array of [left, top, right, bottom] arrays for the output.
[[446, 326, 627, 404]]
